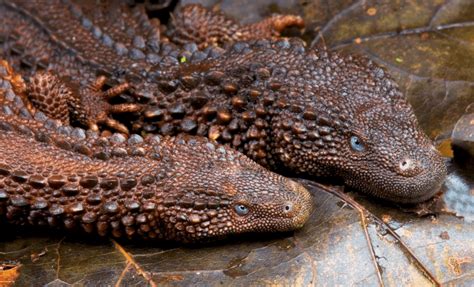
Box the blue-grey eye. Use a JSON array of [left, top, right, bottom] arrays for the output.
[[234, 204, 249, 216], [350, 136, 365, 152]]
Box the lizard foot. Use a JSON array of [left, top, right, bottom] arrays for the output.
[[27, 72, 142, 135]]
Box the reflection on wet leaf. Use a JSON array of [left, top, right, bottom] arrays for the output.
[[444, 170, 474, 222]]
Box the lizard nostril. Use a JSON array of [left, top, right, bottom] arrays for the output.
[[399, 158, 414, 171]]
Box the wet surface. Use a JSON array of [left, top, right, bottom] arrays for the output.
[[1, 0, 473, 286], [444, 166, 474, 222]]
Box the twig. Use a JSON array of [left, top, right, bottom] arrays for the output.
[[298, 179, 441, 287], [112, 239, 157, 287]]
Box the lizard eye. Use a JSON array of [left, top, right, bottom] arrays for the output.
[[350, 136, 365, 152], [234, 204, 249, 216]]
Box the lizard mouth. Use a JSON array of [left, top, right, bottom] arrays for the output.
[[345, 153, 447, 204]]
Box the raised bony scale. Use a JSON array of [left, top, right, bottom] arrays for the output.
[[0, 1, 447, 203], [0, 62, 313, 242]]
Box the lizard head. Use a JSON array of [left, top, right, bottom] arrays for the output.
[[161, 137, 313, 242], [271, 49, 447, 203], [223, 169, 313, 235], [340, 99, 447, 203]]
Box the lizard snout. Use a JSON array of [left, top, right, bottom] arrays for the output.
[[396, 156, 423, 177]]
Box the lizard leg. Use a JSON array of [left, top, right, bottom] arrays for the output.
[[90, 76, 144, 115], [167, 4, 304, 48], [95, 116, 129, 135], [83, 76, 142, 134], [28, 72, 73, 125], [26, 71, 140, 134]]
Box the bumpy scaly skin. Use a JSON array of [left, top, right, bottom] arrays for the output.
[[0, 1, 446, 203], [28, 72, 139, 133], [139, 40, 447, 203], [0, 0, 302, 132], [0, 62, 312, 242], [167, 4, 305, 48]]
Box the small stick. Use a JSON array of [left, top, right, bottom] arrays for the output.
[[298, 179, 441, 287]]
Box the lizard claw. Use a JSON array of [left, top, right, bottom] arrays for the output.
[[25, 71, 142, 135]]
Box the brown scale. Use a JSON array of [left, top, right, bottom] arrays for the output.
[[9, 4, 166, 94], [1, 0, 304, 131], [80, 1, 161, 54], [134, 38, 447, 204], [0, 62, 312, 242], [138, 59, 278, 166], [27, 72, 142, 134], [167, 4, 305, 49], [28, 73, 73, 124], [0, 1, 447, 203]]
